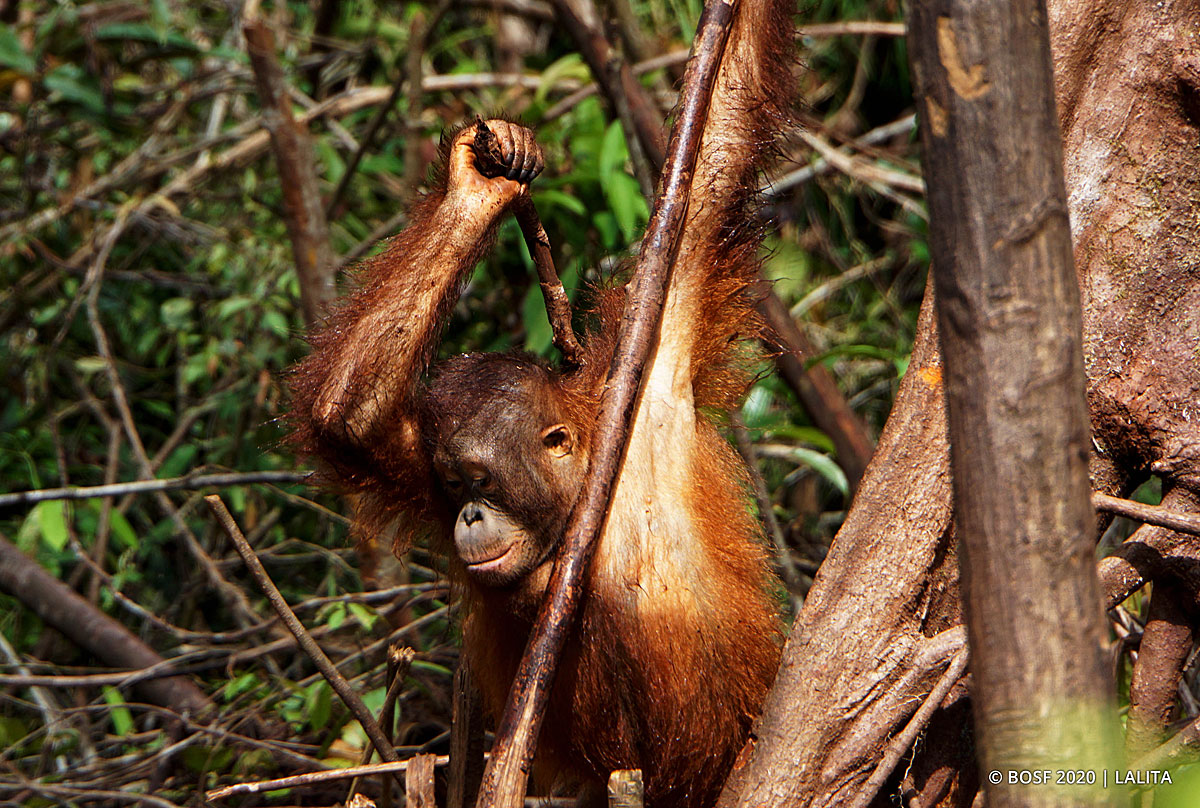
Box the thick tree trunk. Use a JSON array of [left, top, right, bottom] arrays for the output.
[[721, 0, 1200, 806], [907, 0, 1120, 805]]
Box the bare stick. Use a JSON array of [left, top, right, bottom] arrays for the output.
[[0, 470, 308, 509], [447, 660, 486, 808], [244, 17, 336, 326], [513, 196, 584, 367], [326, 1, 453, 216], [731, 414, 805, 600], [1093, 492, 1200, 538], [204, 495, 402, 775], [848, 647, 969, 808], [474, 3, 740, 806], [206, 756, 451, 800]]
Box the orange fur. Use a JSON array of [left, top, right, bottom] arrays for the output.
[[289, 3, 796, 805]]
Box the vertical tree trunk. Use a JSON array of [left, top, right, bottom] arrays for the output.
[[906, 2, 1120, 805]]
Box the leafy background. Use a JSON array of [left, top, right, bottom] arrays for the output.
[[0, 0, 937, 801]]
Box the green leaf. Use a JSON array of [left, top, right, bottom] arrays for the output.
[[158, 445, 197, 479], [102, 687, 134, 736], [223, 672, 261, 703], [74, 356, 109, 375], [43, 65, 105, 114], [535, 53, 587, 104], [107, 510, 138, 550], [0, 24, 35, 74], [521, 283, 553, 355], [606, 172, 647, 243], [216, 296, 255, 320], [597, 121, 628, 184], [34, 501, 69, 552], [306, 682, 332, 731], [262, 309, 290, 338], [781, 447, 849, 495], [323, 602, 347, 631], [160, 297, 194, 329], [532, 189, 586, 217], [347, 602, 378, 631]]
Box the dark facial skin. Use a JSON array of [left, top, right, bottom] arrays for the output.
[[427, 355, 585, 588]]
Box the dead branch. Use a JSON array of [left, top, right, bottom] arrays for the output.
[[755, 289, 876, 493], [549, 0, 667, 169], [204, 495, 402, 774], [1100, 487, 1200, 610], [473, 3, 740, 806], [848, 647, 969, 808], [326, 1, 453, 217], [1094, 492, 1200, 538], [243, 17, 336, 327], [0, 470, 307, 509], [0, 534, 212, 716], [206, 756, 451, 800]]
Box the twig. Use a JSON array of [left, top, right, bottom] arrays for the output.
[[1132, 714, 1200, 771], [204, 496, 402, 774], [348, 645, 416, 804], [244, 17, 336, 326], [0, 470, 308, 509], [755, 289, 876, 492], [797, 127, 925, 194], [513, 196, 583, 366], [765, 113, 917, 195], [206, 756, 451, 800], [327, 0, 453, 216], [731, 414, 805, 603], [474, 3, 740, 806], [848, 647, 969, 808], [796, 21, 906, 38], [1093, 492, 1200, 538], [789, 256, 892, 319]]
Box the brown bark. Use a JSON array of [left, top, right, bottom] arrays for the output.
[[1125, 581, 1191, 759], [724, 0, 1200, 804], [244, 18, 336, 327], [1050, 0, 1200, 496], [0, 535, 213, 717], [720, 287, 961, 808], [550, 0, 667, 171], [907, 2, 1121, 805]]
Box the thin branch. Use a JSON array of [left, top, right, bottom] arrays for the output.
[[849, 647, 969, 808], [513, 195, 583, 366], [204, 495, 402, 775], [474, 3, 740, 806], [0, 470, 308, 509], [796, 127, 925, 194], [0, 535, 213, 714], [1093, 492, 1200, 538], [731, 414, 805, 603], [550, 0, 667, 169], [765, 113, 917, 196], [326, 0, 452, 216], [206, 756, 451, 800]]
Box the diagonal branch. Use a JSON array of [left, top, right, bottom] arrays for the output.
[[473, 3, 741, 806]]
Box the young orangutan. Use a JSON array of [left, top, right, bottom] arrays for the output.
[[290, 1, 795, 804]]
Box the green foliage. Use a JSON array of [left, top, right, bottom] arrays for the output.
[[0, 0, 932, 799]]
